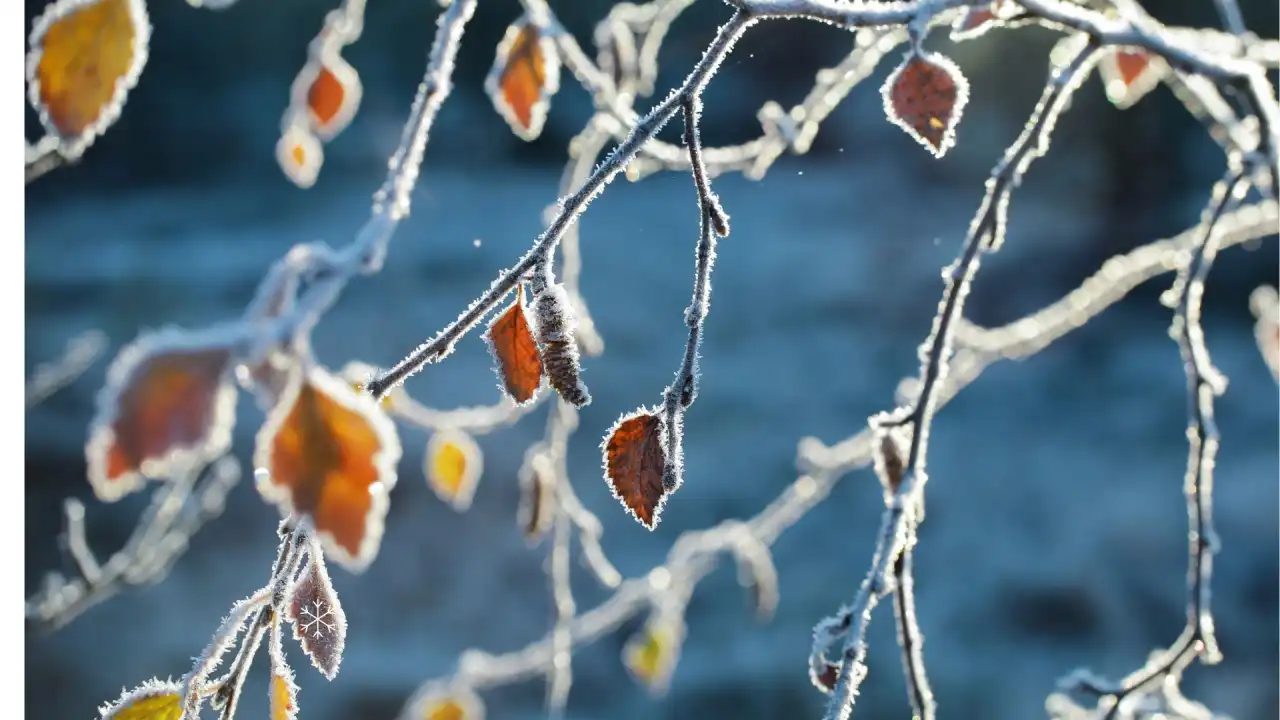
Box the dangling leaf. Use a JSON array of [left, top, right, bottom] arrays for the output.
[[485, 16, 561, 141], [425, 429, 483, 512], [1099, 47, 1166, 109], [602, 408, 671, 529], [255, 365, 401, 572], [287, 550, 348, 680], [26, 0, 151, 159], [97, 679, 183, 719], [291, 50, 362, 142], [950, 6, 997, 40], [413, 687, 485, 720], [517, 451, 555, 544], [531, 284, 590, 407], [484, 285, 543, 405], [881, 50, 970, 158], [87, 327, 239, 502], [623, 619, 683, 695], [276, 121, 324, 189], [268, 614, 300, 720], [810, 660, 840, 694]]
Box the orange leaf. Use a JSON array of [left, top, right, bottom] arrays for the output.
[[255, 365, 401, 572], [97, 678, 183, 719], [292, 50, 362, 141], [425, 430, 483, 512], [287, 551, 347, 680], [881, 51, 970, 158], [87, 328, 238, 502], [276, 121, 323, 189], [484, 286, 543, 405], [1099, 47, 1165, 109], [268, 615, 300, 720], [485, 17, 560, 141], [602, 409, 670, 530], [26, 0, 150, 159]]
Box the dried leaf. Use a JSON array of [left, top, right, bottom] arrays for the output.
[[485, 16, 561, 141], [811, 661, 840, 694], [27, 0, 151, 159], [87, 327, 238, 502], [425, 429, 483, 512], [532, 284, 590, 407], [413, 688, 485, 720], [602, 409, 670, 530], [291, 50, 362, 141], [484, 286, 543, 405], [623, 620, 682, 695], [287, 551, 348, 680], [276, 121, 324, 189], [517, 451, 555, 544], [881, 50, 970, 158], [269, 615, 300, 720], [1099, 47, 1165, 109], [98, 679, 183, 719], [594, 14, 638, 94], [255, 365, 402, 572], [950, 6, 997, 40]]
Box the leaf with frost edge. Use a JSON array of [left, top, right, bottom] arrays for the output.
[[86, 324, 241, 503], [484, 14, 562, 142], [879, 50, 971, 159]]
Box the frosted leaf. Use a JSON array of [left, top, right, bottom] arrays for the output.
[[881, 50, 970, 158], [286, 549, 348, 680]]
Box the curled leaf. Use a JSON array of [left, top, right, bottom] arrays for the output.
[[291, 50, 362, 141], [255, 365, 402, 572], [269, 615, 300, 720], [98, 678, 183, 719], [517, 450, 555, 544], [484, 285, 543, 405], [881, 50, 970, 158], [532, 283, 590, 407], [287, 549, 348, 680], [485, 16, 561, 141], [27, 0, 151, 159], [1099, 47, 1166, 109], [87, 327, 239, 502], [811, 660, 840, 694], [602, 408, 670, 529], [623, 618, 683, 695], [425, 429, 483, 512], [276, 121, 324, 189]]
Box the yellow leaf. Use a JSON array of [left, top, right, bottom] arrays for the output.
[[623, 621, 682, 695], [425, 429, 483, 512], [98, 679, 183, 720], [415, 688, 484, 720], [26, 0, 150, 158]]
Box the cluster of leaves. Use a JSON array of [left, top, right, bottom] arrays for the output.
[[23, 0, 1280, 718]]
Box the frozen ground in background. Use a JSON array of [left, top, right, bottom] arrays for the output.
[[25, 162, 1278, 720]]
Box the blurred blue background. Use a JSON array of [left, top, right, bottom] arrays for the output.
[[24, 0, 1279, 718]]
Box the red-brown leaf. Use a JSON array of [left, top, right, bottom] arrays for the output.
[[486, 18, 560, 141], [602, 409, 669, 529], [881, 51, 970, 158], [255, 366, 401, 572], [1100, 48, 1164, 109], [87, 329, 238, 502], [287, 551, 347, 680], [484, 286, 543, 404]]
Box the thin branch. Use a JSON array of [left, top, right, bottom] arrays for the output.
[[822, 42, 1101, 720], [396, 203, 1277, 717], [368, 10, 754, 399]]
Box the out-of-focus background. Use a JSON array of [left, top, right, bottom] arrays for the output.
[[24, 0, 1279, 718]]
